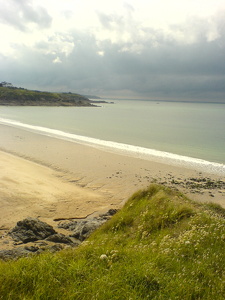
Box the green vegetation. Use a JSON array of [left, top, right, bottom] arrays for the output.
[[0, 184, 225, 299], [0, 86, 92, 106]]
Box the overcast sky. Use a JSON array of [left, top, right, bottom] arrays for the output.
[[0, 0, 225, 101]]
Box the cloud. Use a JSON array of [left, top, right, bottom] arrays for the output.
[[53, 57, 62, 64], [0, 1, 225, 102], [123, 2, 135, 13], [0, 0, 52, 31], [3, 25, 223, 101], [37, 33, 75, 60]]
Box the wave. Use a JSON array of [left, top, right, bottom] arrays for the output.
[[0, 117, 224, 175]]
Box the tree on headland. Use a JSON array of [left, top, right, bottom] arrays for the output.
[[0, 81, 13, 88]]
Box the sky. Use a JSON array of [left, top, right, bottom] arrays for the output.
[[0, 0, 225, 101]]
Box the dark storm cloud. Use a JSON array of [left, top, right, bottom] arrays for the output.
[[1, 11, 225, 102], [0, 0, 52, 31]]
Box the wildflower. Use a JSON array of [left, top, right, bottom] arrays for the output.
[[100, 254, 108, 260], [142, 231, 148, 238]]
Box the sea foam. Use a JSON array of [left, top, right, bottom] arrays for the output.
[[0, 117, 224, 175]]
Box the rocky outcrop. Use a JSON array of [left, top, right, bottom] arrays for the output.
[[0, 243, 69, 261], [0, 210, 118, 261], [9, 218, 56, 243], [69, 218, 106, 241], [0, 247, 35, 260], [0, 218, 79, 260], [59, 209, 118, 241], [45, 233, 74, 245]]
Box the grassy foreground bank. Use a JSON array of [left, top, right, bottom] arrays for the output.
[[0, 184, 225, 299]]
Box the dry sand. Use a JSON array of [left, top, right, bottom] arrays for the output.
[[0, 124, 225, 239], [0, 151, 110, 229]]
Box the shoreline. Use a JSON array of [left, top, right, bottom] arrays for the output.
[[0, 123, 225, 242], [1, 117, 224, 175]]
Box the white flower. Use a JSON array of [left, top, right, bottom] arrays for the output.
[[100, 254, 108, 260]]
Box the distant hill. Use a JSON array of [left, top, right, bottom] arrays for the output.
[[0, 83, 94, 106], [83, 94, 101, 99]]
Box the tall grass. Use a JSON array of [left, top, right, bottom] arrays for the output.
[[0, 184, 224, 299]]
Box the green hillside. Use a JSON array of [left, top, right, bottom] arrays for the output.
[[0, 86, 92, 106], [0, 184, 225, 299]]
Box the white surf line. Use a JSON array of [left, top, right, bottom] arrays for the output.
[[0, 117, 224, 175]]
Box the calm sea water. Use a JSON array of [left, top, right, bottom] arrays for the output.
[[0, 100, 225, 172]]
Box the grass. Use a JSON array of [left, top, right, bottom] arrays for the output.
[[0, 184, 225, 299], [0, 87, 90, 105]]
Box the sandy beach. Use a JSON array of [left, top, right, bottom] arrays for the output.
[[0, 123, 225, 240]]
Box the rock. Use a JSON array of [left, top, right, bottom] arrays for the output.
[[99, 209, 118, 219], [108, 209, 118, 215], [58, 209, 117, 234], [69, 218, 106, 241], [0, 210, 118, 260], [60, 209, 118, 241], [35, 241, 48, 247], [0, 247, 34, 261], [24, 245, 39, 252], [9, 218, 56, 243], [58, 220, 78, 230], [45, 233, 78, 245], [48, 244, 64, 253], [0, 244, 67, 260]]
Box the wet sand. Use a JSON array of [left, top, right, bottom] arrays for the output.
[[0, 123, 225, 234]]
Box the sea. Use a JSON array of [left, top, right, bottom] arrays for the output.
[[0, 99, 225, 175]]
